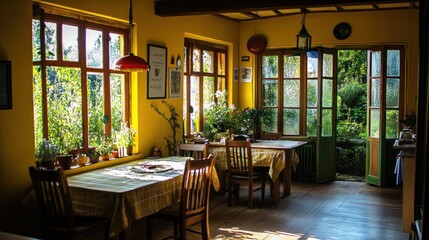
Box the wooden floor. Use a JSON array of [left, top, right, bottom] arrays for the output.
[[129, 181, 409, 240]]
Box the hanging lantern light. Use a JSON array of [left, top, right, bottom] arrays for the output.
[[296, 9, 312, 51], [115, 0, 149, 72]]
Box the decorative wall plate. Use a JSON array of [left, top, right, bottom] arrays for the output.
[[247, 35, 267, 54], [333, 22, 352, 40]]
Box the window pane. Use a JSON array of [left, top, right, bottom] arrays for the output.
[[203, 50, 214, 73], [111, 74, 125, 135], [262, 80, 278, 107], [386, 78, 400, 108], [370, 109, 380, 138], [47, 67, 82, 153], [323, 53, 333, 77], [217, 77, 225, 91], [307, 79, 318, 107], [190, 76, 200, 133], [262, 108, 278, 133], [307, 51, 318, 78], [386, 110, 399, 139], [109, 33, 124, 69], [192, 48, 201, 72], [284, 55, 300, 78], [371, 78, 381, 107], [306, 108, 318, 136], [322, 109, 332, 136], [283, 109, 299, 135], [87, 72, 104, 147], [284, 79, 300, 107], [86, 29, 103, 68], [387, 50, 400, 76], [218, 53, 226, 75], [184, 47, 187, 74], [262, 55, 278, 78], [371, 51, 381, 77], [203, 76, 215, 111], [62, 24, 79, 61], [322, 79, 332, 108], [33, 66, 43, 147], [45, 22, 57, 60], [32, 20, 41, 61]]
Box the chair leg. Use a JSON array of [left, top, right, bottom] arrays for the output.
[[248, 181, 253, 208], [146, 216, 153, 240], [179, 221, 186, 240], [261, 175, 266, 203], [227, 179, 233, 207], [201, 215, 210, 240]]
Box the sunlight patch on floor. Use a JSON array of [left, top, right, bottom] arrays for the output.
[[214, 227, 304, 240]]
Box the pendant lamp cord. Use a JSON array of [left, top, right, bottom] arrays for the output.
[[128, 0, 133, 53], [301, 8, 306, 26]]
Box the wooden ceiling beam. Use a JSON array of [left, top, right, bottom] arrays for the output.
[[154, 0, 416, 16]]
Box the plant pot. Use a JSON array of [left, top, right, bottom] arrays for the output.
[[110, 150, 118, 158], [77, 155, 88, 166], [89, 157, 99, 164], [126, 146, 133, 156], [56, 155, 72, 170], [37, 160, 55, 170], [99, 154, 110, 161]]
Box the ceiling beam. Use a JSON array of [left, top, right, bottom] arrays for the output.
[[154, 0, 416, 17]]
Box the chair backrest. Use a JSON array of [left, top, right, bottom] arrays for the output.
[[28, 166, 76, 234], [261, 132, 282, 140], [225, 139, 253, 176], [176, 142, 208, 160], [180, 155, 214, 217]]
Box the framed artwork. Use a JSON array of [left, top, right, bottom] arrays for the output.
[[234, 67, 239, 82], [147, 44, 167, 99], [241, 67, 252, 82], [0, 61, 12, 109], [169, 68, 181, 98]]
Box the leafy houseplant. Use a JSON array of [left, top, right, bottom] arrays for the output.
[[205, 90, 234, 136], [151, 100, 180, 156], [97, 136, 113, 160], [35, 139, 59, 169], [116, 122, 136, 156], [87, 148, 100, 164]]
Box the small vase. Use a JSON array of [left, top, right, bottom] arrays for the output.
[[126, 146, 133, 156]]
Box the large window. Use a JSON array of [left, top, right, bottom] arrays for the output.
[[183, 39, 228, 137], [32, 8, 130, 153]]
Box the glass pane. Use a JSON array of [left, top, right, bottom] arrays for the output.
[[192, 48, 201, 72], [323, 53, 333, 77], [62, 24, 79, 61], [33, 66, 43, 147], [283, 109, 299, 135], [217, 77, 225, 91], [284, 55, 300, 78], [306, 109, 318, 136], [184, 47, 187, 73], [45, 22, 57, 60], [47, 67, 82, 153], [322, 109, 332, 137], [371, 51, 381, 77], [284, 80, 300, 107], [262, 55, 278, 78], [109, 33, 124, 69], [218, 53, 226, 75], [370, 109, 380, 138], [183, 75, 187, 132], [307, 79, 318, 107], [322, 79, 332, 107], [203, 50, 214, 73], [370, 78, 381, 107], [386, 110, 399, 139], [32, 19, 41, 61], [203, 76, 215, 111], [386, 78, 400, 108], [87, 72, 104, 147], [307, 51, 318, 78], [110, 74, 125, 136], [86, 29, 103, 68], [387, 50, 400, 76], [262, 108, 278, 133], [262, 80, 278, 107], [190, 76, 200, 133]]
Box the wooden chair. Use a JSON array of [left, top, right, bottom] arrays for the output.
[[147, 155, 214, 240], [176, 142, 209, 160], [225, 139, 267, 208], [28, 166, 111, 240], [261, 132, 282, 140]]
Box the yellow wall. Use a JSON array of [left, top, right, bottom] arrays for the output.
[[0, 0, 419, 236]]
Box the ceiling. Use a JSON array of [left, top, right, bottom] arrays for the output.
[[154, 0, 419, 22]]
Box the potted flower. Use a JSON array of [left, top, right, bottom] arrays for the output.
[[35, 139, 59, 169], [204, 90, 235, 141], [87, 148, 99, 164], [97, 136, 113, 161], [55, 138, 75, 170], [116, 122, 136, 156]]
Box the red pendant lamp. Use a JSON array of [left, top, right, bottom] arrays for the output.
[[115, 0, 150, 72]]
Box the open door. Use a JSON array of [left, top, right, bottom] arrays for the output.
[[366, 46, 403, 186], [307, 48, 338, 183]]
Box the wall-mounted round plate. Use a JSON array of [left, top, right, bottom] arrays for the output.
[[333, 22, 352, 40], [247, 35, 267, 54]]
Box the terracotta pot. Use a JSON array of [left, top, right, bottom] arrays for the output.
[[99, 154, 110, 161], [77, 156, 88, 166], [56, 155, 72, 170], [89, 157, 99, 164], [110, 150, 118, 158], [126, 146, 133, 156]]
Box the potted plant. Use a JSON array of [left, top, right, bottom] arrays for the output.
[[116, 122, 136, 156], [55, 138, 75, 170], [35, 139, 59, 169], [97, 136, 113, 161], [87, 148, 99, 164]]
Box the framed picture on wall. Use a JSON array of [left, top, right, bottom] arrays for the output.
[[147, 44, 167, 99], [0, 61, 12, 110], [169, 68, 181, 99]]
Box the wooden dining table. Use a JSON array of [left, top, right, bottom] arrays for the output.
[[66, 156, 202, 239], [209, 140, 306, 202]]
